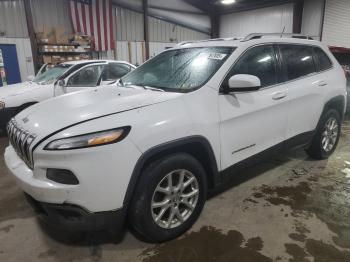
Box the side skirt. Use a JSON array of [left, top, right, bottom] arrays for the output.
[[219, 131, 314, 183]]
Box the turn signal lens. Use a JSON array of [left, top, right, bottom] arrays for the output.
[[0, 101, 5, 109], [44, 127, 131, 150], [88, 130, 124, 146]]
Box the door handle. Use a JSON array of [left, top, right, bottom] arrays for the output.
[[272, 92, 287, 100], [318, 80, 328, 86]]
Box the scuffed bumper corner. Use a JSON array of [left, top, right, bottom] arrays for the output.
[[25, 193, 127, 232]]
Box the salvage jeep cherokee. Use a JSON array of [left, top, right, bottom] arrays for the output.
[[4, 34, 347, 242]]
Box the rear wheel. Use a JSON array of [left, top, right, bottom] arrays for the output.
[[306, 109, 341, 159], [129, 153, 207, 243]]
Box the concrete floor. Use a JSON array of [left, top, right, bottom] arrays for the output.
[[2, 117, 350, 262]]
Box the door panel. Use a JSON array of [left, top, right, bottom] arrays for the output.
[[279, 44, 325, 139], [219, 87, 289, 170], [285, 75, 325, 139], [219, 44, 289, 170]]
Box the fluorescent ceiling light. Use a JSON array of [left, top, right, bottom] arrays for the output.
[[221, 0, 236, 5]]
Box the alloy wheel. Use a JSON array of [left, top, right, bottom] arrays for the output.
[[151, 169, 199, 229], [321, 117, 339, 152]]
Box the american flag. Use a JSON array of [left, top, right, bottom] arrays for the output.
[[69, 0, 114, 51]]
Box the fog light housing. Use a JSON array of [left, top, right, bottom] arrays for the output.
[[46, 169, 79, 185]]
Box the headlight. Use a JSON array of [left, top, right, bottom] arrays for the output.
[[0, 101, 5, 109], [44, 127, 131, 150]]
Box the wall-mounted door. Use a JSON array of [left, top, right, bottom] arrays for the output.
[[0, 44, 21, 87]]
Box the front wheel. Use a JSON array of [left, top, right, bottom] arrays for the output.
[[129, 153, 207, 243], [306, 109, 341, 159]]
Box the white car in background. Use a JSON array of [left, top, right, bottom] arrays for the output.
[[0, 60, 135, 129]]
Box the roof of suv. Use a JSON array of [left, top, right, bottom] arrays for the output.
[[175, 33, 324, 49]]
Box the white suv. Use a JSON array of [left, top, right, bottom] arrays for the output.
[[4, 34, 347, 242]]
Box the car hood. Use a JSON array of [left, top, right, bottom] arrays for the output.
[[0, 82, 43, 99], [15, 85, 183, 139]]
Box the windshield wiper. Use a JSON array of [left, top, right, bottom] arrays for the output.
[[124, 84, 165, 92], [107, 80, 118, 85], [142, 86, 165, 92]]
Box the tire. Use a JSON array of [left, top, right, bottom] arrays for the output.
[[129, 153, 208, 243], [306, 109, 341, 159]]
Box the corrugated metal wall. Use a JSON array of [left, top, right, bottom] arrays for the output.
[[0, 0, 28, 38], [116, 41, 175, 65], [148, 16, 208, 42], [220, 4, 294, 38], [114, 5, 209, 65], [115, 6, 209, 42], [30, 0, 73, 33], [322, 0, 350, 48], [113, 0, 211, 34], [115, 6, 144, 41], [114, 7, 147, 64], [301, 0, 324, 40]]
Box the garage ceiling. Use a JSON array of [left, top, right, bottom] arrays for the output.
[[184, 0, 296, 14]]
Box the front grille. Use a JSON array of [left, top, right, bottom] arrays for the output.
[[7, 119, 36, 169]]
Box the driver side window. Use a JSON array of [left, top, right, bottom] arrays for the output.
[[228, 45, 278, 87], [67, 65, 105, 87]]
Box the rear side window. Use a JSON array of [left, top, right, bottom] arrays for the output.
[[314, 47, 332, 71], [67, 65, 105, 87], [107, 63, 131, 80], [229, 45, 278, 87], [280, 45, 316, 81]]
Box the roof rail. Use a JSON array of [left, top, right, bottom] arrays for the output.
[[241, 33, 314, 42], [177, 37, 243, 46]]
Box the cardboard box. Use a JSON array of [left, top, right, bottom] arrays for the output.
[[43, 26, 56, 44], [72, 34, 92, 46], [36, 32, 47, 44], [51, 55, 60, 63], [42, 55, 52, 64], [36, 26, 56, 44], [56, 27, 70, 44]]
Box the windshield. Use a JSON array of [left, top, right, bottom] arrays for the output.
[[33, 64, 72, 85], [120, 47, 234, 92]]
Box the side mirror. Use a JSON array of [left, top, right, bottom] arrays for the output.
[[55, 79, 67, 93], [222, 74, 261, 94], [57, 79, 66, 87], [27, 75, 35, 81]]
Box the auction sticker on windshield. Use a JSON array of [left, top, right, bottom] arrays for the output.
[[208, 53, 227, 60]]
